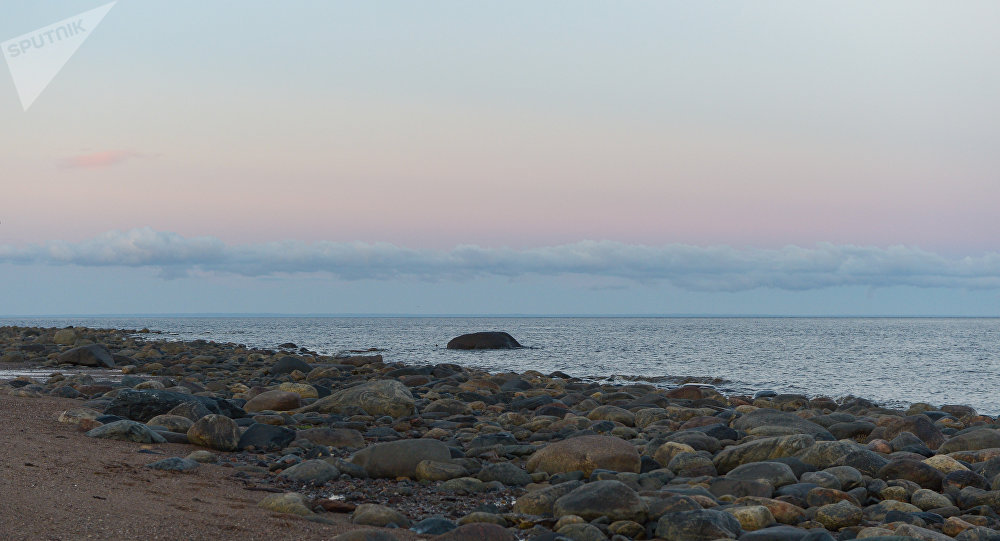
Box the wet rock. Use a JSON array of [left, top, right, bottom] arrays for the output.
[[86, 420, 167, 443], [350, 439, 451, 478], [552, 480, 648, 522], [299, 380, 415, 418], [446, 332, 522, 350], [57, 344, 115, 368], [526, 435, 640, 476], [187, 414, 241, 451]]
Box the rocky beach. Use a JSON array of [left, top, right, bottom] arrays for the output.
[[4, 326, 1000, 541]]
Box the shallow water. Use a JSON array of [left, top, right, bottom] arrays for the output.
[[3, 317, 999, 414]]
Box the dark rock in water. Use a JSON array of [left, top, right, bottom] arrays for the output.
[[753, 390, 778, 399], [278, 342, 297, 349], [57, 344, 115, 368], [409, 516, 457, 535], [238, 423, 295, 451], [105, 389, 244, 422], [446, 332, 522, 350]]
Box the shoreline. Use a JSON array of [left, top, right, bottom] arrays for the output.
[[5, 325, 1000, 540]]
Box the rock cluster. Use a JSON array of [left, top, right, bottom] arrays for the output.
[[5, 325, 1000, 540]]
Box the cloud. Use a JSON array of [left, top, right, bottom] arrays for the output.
[[2, 227, 1000, 291], [59, 150, 143, 169]]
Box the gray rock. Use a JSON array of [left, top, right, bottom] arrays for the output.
[[513, 480, 583, 515], [57, 344, 115, 368], [187, 414, 240, 451], [351, 503, 410, 528], [106, 389, 243, 423], [726, 461, 797, 487], [553, 480, 648, 522], [350, 439, 451, 478], [476, 462, 532, 486], [86, 419, 167, 443], [733, 409, 834, 440], [279, 459, 340, 485], [655, 509, 743, 540], [238, 423, 296, 451], [299, 380, 415, 418]]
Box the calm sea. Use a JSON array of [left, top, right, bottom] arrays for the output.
[[3, 317, 999, 415]]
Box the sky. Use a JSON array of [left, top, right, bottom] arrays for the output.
[[1, 1, 999, 316]]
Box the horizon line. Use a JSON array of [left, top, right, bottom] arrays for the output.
[[2, 312, 999, 319]]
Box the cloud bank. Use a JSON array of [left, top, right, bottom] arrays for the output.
[[2, 228, 999, 291]]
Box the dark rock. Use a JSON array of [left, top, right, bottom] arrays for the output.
[[270, 356, 312, 375], [350, 439, 451, 479], [433, 523, 516, 541], [279, 459, 340, 485], [552, 480, 648, 522], [187, 414, 240, 451], [57, 344, 115, 368], [238, 423, 295, 451], [655, 509, 743, 540], [733, 409, 834, 440], [105, 389, 243, 423], [878, 459, 945, 491], [446, 332, 522, 350], [512, 480, 583, 515], [86, 420, 166, 443], [410, 516, 457, 535], [476, 462, 531, 486]]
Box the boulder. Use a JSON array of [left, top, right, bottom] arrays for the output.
[[552, 480, 648, 522], [270, 356, 312, 375], [86, 420, 166, 443], [713, 434, 815, 474], [57, 344, 114, 368], [298, 380, 414, 418], [433, 523, 516, 541], [187, 414, 240, 451], [878, 459, 945, 491], [938, 429, 1000, 454], [446, 332, 522, 350], [258, 492, 312, 516], [146, 414, 194, 433], [351, 503, 410, 528], [871, 415, 945, 450], [238, 423, 295, 451], [278, 459, 340, 485], [350, 439, 451, 479], [726, 461, 797, 488], [655, 509, 743, 540], [513, 480, 583, 515], [733, 409, 834, 440], [815, 500, 862, 530], [526, 435, 640, 476], [244, 390, 302, 412], [105, 389, 244, 423]]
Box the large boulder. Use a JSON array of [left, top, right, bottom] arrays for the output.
[[553, 480, 648, 522], [105, 389, 244, 423], [938, 429, 1000, 454], [187, 414, 241, 451], [238, 423, 296, 451], [86, 420, 166, 443], [734, 409, 834, 440], [713, 434, 816, 474], [655, 509, 743, 540], [244, 390, 302, 412], [350, 439, 451, 478], [446, 332, 522, 350], [877, 459, 945, 491], [57, 344, 115, 368], [526, 435, 640, 476], [870, 415, 945, 450], [297, 380, 414, 418]]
